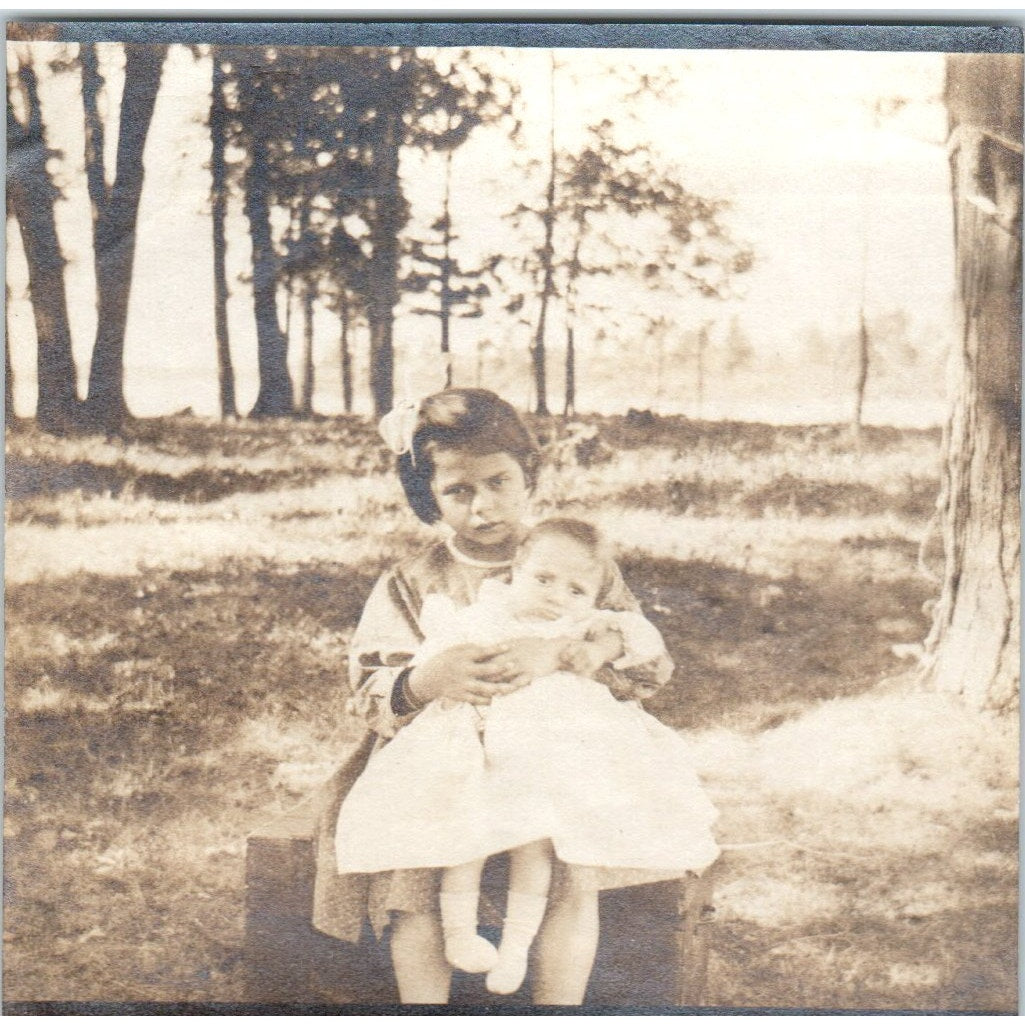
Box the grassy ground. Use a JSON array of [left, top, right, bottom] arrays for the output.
[[4, 414, 1017, 1010]]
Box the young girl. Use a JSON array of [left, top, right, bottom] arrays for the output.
[[311, 389, 688, 1005], [335, 517, 720, 996]]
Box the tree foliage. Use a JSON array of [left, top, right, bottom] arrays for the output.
[[507, 61, 754, 416], [216, 46, 511, 417]]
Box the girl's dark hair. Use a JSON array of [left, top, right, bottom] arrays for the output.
[[397, 389, 542, 524]]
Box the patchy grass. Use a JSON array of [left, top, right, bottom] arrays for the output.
[[3, 413, 1016, 1011]]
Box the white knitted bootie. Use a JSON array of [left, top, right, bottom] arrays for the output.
[[439, 890, 499, 973], [485, 891, 549, 995]]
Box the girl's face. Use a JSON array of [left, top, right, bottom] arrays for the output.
[[430, 448, 531, 561]]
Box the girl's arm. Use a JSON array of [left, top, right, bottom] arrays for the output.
[[346, 570, 425, 738], [348, 579, 524, 733], [590, 560, 674, 702]]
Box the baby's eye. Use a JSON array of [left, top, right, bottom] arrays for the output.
[[570, 586, 585, 596], [535, 573, 552, 584]]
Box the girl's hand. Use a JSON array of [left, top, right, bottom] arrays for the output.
[[407, 643, 523, 706]]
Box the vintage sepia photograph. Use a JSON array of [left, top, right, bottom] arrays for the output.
[[4, 20, 1021, 1013]]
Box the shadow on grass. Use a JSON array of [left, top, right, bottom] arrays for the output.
[[533, 411, 941, 458], [7, 456, 303, 505], [707, 834, 1018, 1013], [617, 474, 938, 520], [5, 562, 385, 1002], [619, 553, 933, 733]]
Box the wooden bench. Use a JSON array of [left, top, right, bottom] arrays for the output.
[[244, 801, 718, 1008]]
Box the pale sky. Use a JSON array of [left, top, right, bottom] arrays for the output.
[[6, 42, 959, 424]]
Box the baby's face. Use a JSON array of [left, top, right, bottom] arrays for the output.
[[510, 535, 604, 621]]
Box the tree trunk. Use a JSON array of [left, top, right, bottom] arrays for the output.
[[530, 53, 557, 418], [367, 107, 401, 417], [245, 128, 294, 418], [922, 54, 1022, 711], [852, 310, 870, 439], [79, 44, 107, 267], [210, 47, 237, 419], [563, 234, 582, 419], [7, 65, 79, 435], [300, 277, 314, 417], [82, 43, 166, 432], [339, 295, 352, 414], [564, 324, 576, 418], [440, 147, 454, 389]]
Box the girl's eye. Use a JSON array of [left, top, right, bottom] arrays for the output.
[[487, 475, 508, 490], [443, 485, 471, 498]]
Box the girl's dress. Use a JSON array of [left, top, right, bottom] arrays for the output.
[[311, 536, 691, 943], [334, 580, 719, 877]]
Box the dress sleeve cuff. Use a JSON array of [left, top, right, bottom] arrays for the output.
[[390, 667, 421, 716]]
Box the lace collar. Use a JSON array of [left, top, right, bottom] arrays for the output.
[[444, 535, 514, 570]]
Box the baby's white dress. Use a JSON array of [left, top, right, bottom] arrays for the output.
[[335, 580, 719, 876]]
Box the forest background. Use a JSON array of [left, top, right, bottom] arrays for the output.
[[7, 40, 956, 430]]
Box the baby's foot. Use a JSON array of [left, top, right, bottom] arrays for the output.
[[485, 950, 529, 995], [444, 932, 499, 973]]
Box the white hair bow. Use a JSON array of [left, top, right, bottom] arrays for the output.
[[378, 398, 422, 461]]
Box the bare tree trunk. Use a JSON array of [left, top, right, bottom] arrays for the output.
[[83, 43, 166, 433], [922, 54, 1022, 711], [564, 325, 576, 418], [852, 310, 870, 437], [852, 104, 876, 444], [7, 65, 79, 435], [339, 295, 352, 414], [696, 323, 708, 418], [530, 52, 557, 418], [79, 44, 106, 267], [563, 234, 581, 418], [210, 47, 237, 419], [440, 146, 454, 388], [367, 107, 401, 417], [300, 277, 314, 417], [245, 128, 294, 418]]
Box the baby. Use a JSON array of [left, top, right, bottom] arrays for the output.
[[336, 518, 719, 994]]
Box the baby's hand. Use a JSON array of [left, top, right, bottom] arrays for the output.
[[561, 628, 624, 677], [559, 640, 604, 677]]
